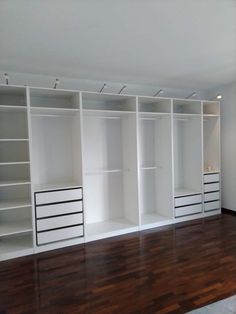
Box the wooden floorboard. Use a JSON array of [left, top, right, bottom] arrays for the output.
[[1, 213, 236, 313]]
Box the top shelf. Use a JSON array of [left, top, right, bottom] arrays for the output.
[[31, 106, 80, 116]]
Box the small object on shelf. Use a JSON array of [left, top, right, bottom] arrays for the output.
[[205, 165, 213, 172]]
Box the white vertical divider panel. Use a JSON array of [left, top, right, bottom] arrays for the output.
[[201, 101, 204, 210], [170, 99, 175, 218], [136, 96, 142, 228], [219, 101, 222, 212], [26, 87, 36, 250]]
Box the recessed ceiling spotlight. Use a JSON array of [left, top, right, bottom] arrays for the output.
[[153, 89, 164, 97], [216, 94, 222, 99]]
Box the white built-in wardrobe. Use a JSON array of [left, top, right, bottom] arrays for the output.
[[0, 85, 221, 261]]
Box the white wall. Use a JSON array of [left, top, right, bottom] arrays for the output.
[[205, 81, 236, 210]]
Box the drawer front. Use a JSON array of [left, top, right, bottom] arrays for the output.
[[37, 213, 83, 232], [175, 194, 202, 207], [37, 225, 83, 245], [204, 201, 220, 212], [36, 201, 83, 218], [204, 191, 220, 202], [204, 173, 220, 183], [175, 204, 202, 217], [204, 183, 220, 193], [36, 188, 82, 205]]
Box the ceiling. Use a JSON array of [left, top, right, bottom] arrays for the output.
[[0, 0, 236, 90]]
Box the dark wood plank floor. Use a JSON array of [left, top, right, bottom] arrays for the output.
[[1, 213, 236, 314]]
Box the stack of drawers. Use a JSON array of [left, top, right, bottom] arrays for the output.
[[204, 173, 220, 212], [35, 187, 84, 245], [175, 194, 202, 217]]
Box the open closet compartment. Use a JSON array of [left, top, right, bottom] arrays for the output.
[[138, 97, 173, 228], [203, 101, 221, 213], [0, 85, 33, 261], [30, 88, 82, 192], [82, 93, 139, 240], [173, 99, 203, 217]]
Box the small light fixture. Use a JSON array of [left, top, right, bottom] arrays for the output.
[[53, 78, 60, 89], [153, 89, 164, 97], [99, 83, 107, 93], [4, 73, 9, 85], [118, 85, 127, 95], [185, 92, 197, 99], [210, 94, 222, 100]]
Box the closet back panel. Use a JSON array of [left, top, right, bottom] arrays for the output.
[[174, 116, 202, 192], [0, 111, 28, 139], [139, 115, 172, 217], [31, 114, 82, 186], [204, 117, 220, 171]]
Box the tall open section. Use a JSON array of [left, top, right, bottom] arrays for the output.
[[173, 99, 203, 218], [138, 97, 173, 227], [30, 88, 82, 191], [0, 86, 33, 261], [82, 93, 139, 240]]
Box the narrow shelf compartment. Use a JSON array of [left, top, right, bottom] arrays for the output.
[[0, 233, 33, 261], [138, 97, 171, 113], [0, 86, 26, 108], [86, 218, 137, 240], [173, 99, 201, 114], [0, 141, 29, 163], [82, 92, 136, 112], [30, 88, 80, 110], [203, 101, 220, 115], [0, 220, 32, 237]]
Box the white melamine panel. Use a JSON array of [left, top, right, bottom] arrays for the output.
[[175, 204, 202, 217], [175, 194, 202, 207], [35, 188, 82, 205], [204, 173, 220, 183], [37, 225, 83, 245], [205, 201, 220, 212], [31, 111, 82, 188], [174, 115, 202, 196], [36, 201, 83, 218], [139, 114, 173, 223], [204, 192, 220, 202], [37, 213, 83, 231], [204, 183, 220, 193], [203, 116, 220, 173]]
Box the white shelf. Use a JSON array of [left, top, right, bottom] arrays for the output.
[[175, 188, 202, 197], [139, 112, 171, 117], [0, 180, 31, 187], [0, 220, 32, 237], [203, 114, 220, 117], [0, 234, 33, 261], [83, 109, 135, 117], [34, 182, 82, 192], [0, 139, 29, 142], [0, 105, 27, 112], [141, 213, 172, 225], [31, 106, 79, 115], [0, 200, 32, 211], [140, 166, 162, 170], [86, 218, 137, 239], [204, 170, 220, 174], [0, 161, 30, 166], [85, 168, 130, 175]]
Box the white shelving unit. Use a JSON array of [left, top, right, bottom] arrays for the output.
[[0, 86, 33, 261], [82, 93, 139, 240], [138, 97, 173, 228], [0, 85, 221, 261]]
